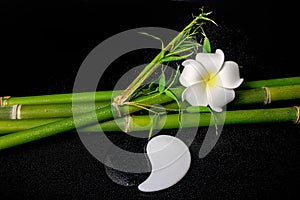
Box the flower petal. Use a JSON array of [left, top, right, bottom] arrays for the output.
[[179, 59, 208, 87], [217, 61, 244, 89], [207, 86, 235, 112], [182, 83, 208, 106], [195, 49, 224, 75]]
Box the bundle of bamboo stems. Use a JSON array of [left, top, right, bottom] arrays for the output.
[[0, 10, 299, 151], [0, 76, 299, 151]]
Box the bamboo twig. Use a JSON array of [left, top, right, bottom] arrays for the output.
[[112, 12, 214, 106]]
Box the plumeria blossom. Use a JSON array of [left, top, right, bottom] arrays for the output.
[[179, 49, 244, 112]]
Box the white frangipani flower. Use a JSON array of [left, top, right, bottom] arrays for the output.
[[179, 49, 244, 112]]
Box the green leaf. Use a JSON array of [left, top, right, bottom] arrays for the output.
[[165, 64, 181, 89], [165, 90, 182, 128], [148, 114, 159, 140], [158, 70, 166, 93], [165, 90, 179, 103], [139, 32, 165, 58], [160, 52, 193, 63], [207, 107, 221, 136], [202, 37, 211, 53], [166, 46, 195, 57], [148, 81, 159, 91]]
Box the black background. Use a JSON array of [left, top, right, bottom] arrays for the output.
[[0, 0, 299, 199]]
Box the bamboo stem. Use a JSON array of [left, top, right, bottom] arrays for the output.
[[0, 107, 299, 134], [1, 84, 300, 119], [0, 88, 181, 150], [20, 102, 110, 119], [240, 76, 300, 89], [0, 101, 185, 134], [1, 106, 297, 136], [0, 118, 65, 134], [229, 84, 300, 106], [2, 77, 299, 106], [0, 91, 122, 106], [84, 106, 299, 132]]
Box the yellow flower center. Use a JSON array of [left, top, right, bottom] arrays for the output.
[[202, 73, 217, 87]]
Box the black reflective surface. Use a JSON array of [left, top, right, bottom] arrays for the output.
[[0, 0, 299, 199]]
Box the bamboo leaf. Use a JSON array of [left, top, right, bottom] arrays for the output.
[[202, 37, 211, 53], [159, 70, 166, 93], [148, 114, 160, 140], [165, 89, 182, 127], [148, 81, 159, 91], [166, 64, 181, 89], [139, 32, 165, 58], [160, 52, 193, 63], [208, 108, 219, 135], [166, 46, 195, 57]]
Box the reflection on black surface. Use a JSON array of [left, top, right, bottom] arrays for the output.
[[0, 0, 298, 199]]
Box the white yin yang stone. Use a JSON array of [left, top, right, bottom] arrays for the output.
[[138, 135, 191, 192]]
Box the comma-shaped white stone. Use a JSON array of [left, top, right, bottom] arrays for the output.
[[138, 135, 191, 192]]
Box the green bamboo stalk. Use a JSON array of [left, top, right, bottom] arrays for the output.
[[0, 88, 182, 151], [1, 84, 300, 119], [0, 84, 299, 150], [2, 77, 299, 106], [0, 90, 122, 106], [0, 105, 20, 119], [229, 84, 300, 106], [1, 106, 297, 135], [0, 101, 187, 134], [83, 106, 299, 132], [240, 76, 300, 89], [0, 118, 65, 134], [0, 102, 110, 119]]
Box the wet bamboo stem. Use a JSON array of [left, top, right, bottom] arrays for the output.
[[240, 76, 300, 89], [0, 102, 110, 119], [0, 101, 185, 134], [1, 84, 300, 119], [2, 105, 298, 134], [0, 88, 182, 150], [230, 84, 300, 106], [1, 91, 122, 106], [0, 118, 65, 134], [84, 106, 299, 132], [2, 77, 299, 106]]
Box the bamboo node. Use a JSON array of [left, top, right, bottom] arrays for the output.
[[11, 105, 18, 119], [124, 115, 131, 133], [9, 104, 22, 119], [262, 87, 271, 104], [0, 96, 11, 107], [111, 102, 122, 117], [294, 106, 300, 124], [16, 104, 22, 119]]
